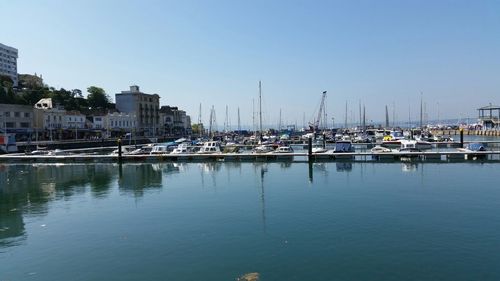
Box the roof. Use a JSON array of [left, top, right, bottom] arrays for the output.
[[478, 105, 500, 110]]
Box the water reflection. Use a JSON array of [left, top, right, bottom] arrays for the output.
[[0, 163, 181, 250], [0, 161, 433, 252]]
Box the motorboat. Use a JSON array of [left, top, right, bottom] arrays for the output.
[[171, 143, 190, 154], [399, 140, 422, 152], [253, 144, 275, 154], [371, 146, 392, 153], [399, 139, 432, 151], [273, 146, 294, 153], [150, 144, 171, 155], [457, 143, 486, 152], [311, 142, 328, 153], [197, 141, 222, 154]]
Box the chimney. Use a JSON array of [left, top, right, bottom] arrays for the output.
[[130, 85, 140, 92]]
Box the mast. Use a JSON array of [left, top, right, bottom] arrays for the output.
[[385, 105, 389, 128], [208, 105, 213, 137], [252, 99, 255, 136], [392, 102, 395, 128], [302, 112, 305, 130], [259, 81, 263, 140], [224, 105, 228, 133], [420, 93, 423, 129], [198, 103, 202, 124], [344, 101, 348, 128], [359, 100, 362, 128], [237, 107, 241, 134], [198, 103, 203, 136], [279, 108, 282, 132], [362, 105, 366, 131]]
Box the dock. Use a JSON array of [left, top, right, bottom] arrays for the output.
[[2, 150, 500, 163]]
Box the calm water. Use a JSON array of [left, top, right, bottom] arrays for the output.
[[1, 162, 500, 281]]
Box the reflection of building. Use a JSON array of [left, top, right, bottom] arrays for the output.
[[118, 164, 163, 196], [478, 104, 500, 130], [115, 85, 160, 136], [0, 42, 18, 87]]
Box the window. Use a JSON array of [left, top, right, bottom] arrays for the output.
[[14, 112, 20, 117], [5, 112, 10, 117], [5, 122, 14, 128], [20, 122, 30, 128], [25, 112, 30, 118]]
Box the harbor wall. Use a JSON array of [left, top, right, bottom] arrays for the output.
[[431, 129, 500, 137]]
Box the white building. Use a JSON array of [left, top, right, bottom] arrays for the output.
[[64, 111, 86, 129], [104, 112, 137, 137], [0, 43, 18, 87]]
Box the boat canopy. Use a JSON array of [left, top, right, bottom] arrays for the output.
[[467, 143, 486, 151], [334, 141, 354, 152]]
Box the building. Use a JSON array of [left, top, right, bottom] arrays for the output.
[[160, 106, 192, 136], [478, 104, 500, 130], [104, 112, 137, 138], [0, 103, 33, 140], [33, 98, 66, 140], [0, 43, 18, 87], [115, 85, 159, 136]]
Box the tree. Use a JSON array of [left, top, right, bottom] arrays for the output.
[[87, 86, 111, 109], [71, 89, 83, 98]]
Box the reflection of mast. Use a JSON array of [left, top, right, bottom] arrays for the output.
[[258, 164, 267, 232]]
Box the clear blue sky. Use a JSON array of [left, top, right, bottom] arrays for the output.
[[2, 0, 500, 128]]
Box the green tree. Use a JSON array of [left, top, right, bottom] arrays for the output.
[[87, 86, 111, 109]]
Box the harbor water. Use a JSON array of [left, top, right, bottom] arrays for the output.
[[1, 162, 500, 280]]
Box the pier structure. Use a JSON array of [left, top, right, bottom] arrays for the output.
[[2, 149, 500, 164], [478, 104, 500, 130]]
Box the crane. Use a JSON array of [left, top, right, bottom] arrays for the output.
[[309, 91, 327, 133]]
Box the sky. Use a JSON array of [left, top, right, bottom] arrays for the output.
[[2, 0, 500, 128]]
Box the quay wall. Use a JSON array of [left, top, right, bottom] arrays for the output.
[[431, 129, 500, 137]]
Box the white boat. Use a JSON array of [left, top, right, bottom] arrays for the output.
[[311, 142, 328, 153], [253, 144, 275, 154], [48, 149, 70, 156], [197, 141, 221, 154], [371, 146, 392, 153], [150, 144, 170, 155], [399, 139, 432, 151], [272, 146, 294, 153], [399, 140, 421, 152], [171, 143, 190, 154]]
